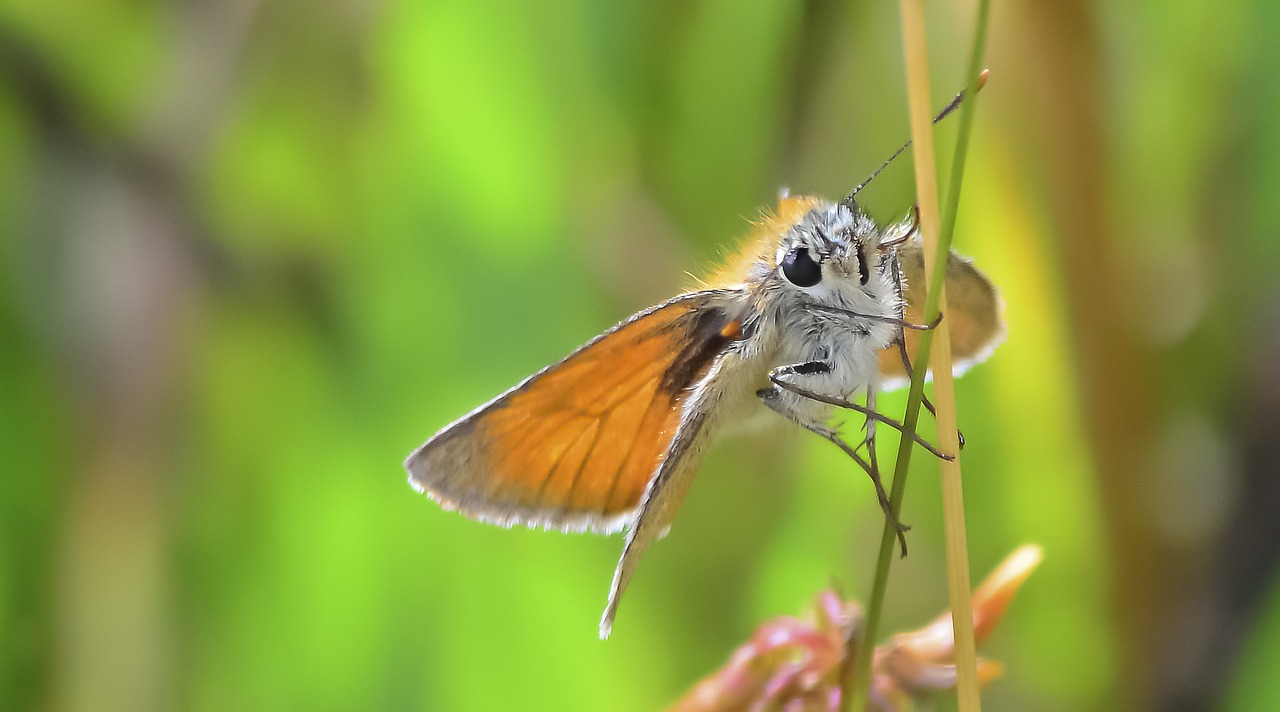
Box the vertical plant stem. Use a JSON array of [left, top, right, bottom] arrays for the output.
[[898, 1, 982, 708], [844, 0, 991, 710]]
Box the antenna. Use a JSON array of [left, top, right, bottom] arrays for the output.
[[843, 69, 989, 206]]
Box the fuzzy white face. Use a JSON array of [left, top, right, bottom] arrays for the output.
[[771, 202, 900, 315], [740, 200, 911, 407], [750, 201, 905, 344]]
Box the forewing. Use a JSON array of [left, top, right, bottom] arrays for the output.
[[405, 290, 741, 533], [877, 242, 1004, 385]]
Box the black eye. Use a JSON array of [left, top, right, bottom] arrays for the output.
[[856, 243, 870, 285], [781, 247, 822, 287]]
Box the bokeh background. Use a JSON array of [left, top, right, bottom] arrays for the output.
[[3, 0, 1278, 710]]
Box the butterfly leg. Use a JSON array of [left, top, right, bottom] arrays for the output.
[[864, 384, 881, 487], [757, 383, 910, 557], [769, 363, 954, 461], [883, 248, 963, 448], [894, 337, 966, 449]]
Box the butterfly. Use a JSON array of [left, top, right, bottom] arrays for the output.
[[404, 191, 1003, 638]]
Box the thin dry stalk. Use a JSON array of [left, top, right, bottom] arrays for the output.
[[846, 0, 992, 709], [897, 2, 981, 707]]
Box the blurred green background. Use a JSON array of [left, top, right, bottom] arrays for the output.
[[3, 0, 1278, 710]]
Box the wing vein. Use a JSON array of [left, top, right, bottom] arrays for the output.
[[531, 417, 599, 511], [599, 377, 667, 518], [555, 408, 609, 513]]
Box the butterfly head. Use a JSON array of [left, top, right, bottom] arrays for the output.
[[759, 201, 905, 319]]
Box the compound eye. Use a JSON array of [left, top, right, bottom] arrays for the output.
[[781, 247, 822, 287]]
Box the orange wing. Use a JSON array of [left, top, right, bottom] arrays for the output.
[[877, 242, 1004, 385], [405, 291, 740, 533]]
